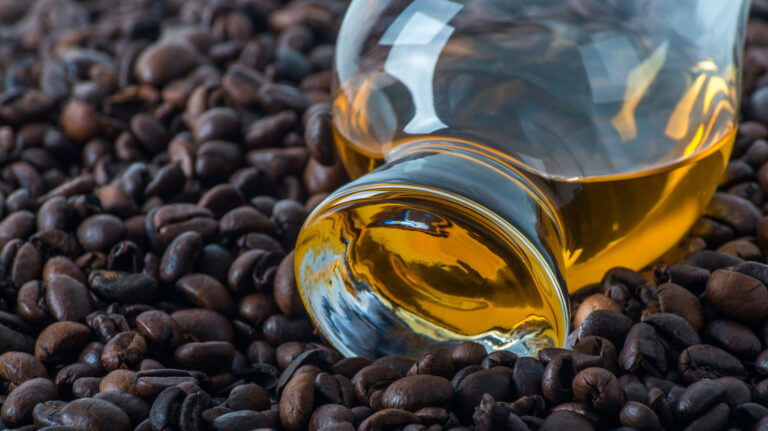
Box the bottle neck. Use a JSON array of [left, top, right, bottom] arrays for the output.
[[298, 139, 570, 357]]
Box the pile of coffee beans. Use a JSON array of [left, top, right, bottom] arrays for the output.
[[4, 1, 768, 430]]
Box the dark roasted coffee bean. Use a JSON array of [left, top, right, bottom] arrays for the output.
[[676, 379, 726, 423], [684, 249, 744, 271], [406, 348, 453, 379], [571, 367, 625, 413], [654, 263, 710, 295], [703, 319, 761, 359], [93, 391, 150, 426], [481, 351, 517, 369], [511, 357, 544, 397], [541, 354, 576, 405], [619, 323, 667, 374], [280, 368, 318, 430], [381, 375, 453, 411], [656, 283, 704, 331], [357, 408, 420, 431], [226, 383, 270, 411], [540, 410, 595, 431], [212, 410, 279, 431], [263, 314, 314, 345], [54, 363, 101, 390], [150, 386, 186, 431], [1, 378, 58, 427], [88, 270, 158, 303], [175, 341, 236, 373], [35, 321, 92, 364], [578, 310, 633, 347], [620, 401, 661, 431], [0, 351, 48, 385], [135, 40, 199, 86], [171, 308, 234, 343], [454, 367, 513, 421], [45, 275, 94, 322], [135, 369, 198, 398], [678, 344, 745, 383], [706, 269, 768, 322], [147, 204, 218, 249], [32, 400, 66, 428], [177, 273, 235, 316], [76, 214, 125, 252], [72, 377, 101, 398], [309, 404, 354, 431], [101, 331, 146, 371]]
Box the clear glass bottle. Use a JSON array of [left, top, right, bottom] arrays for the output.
[[295, 0, 751, 358]]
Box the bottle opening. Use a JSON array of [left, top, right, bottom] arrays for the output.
[[295, 183, 569, 358]]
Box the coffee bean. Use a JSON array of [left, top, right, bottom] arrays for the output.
[[357, 408, 420, 431], [147, 204, 218, 249], [93, 391, 150, 426], [61, 398, 131, 431], [194, 107, 242, 143], [619, 401, 661, 431], [171, 308, 234, 343], [176, 273, 236, 316], [101, 331, 146, 371], [175, 342, 236, 373], [159, 231, 203, 283], [309, 404, 354, 431], [1, 378, 58, 427], [406, 348, 453, 379], [77, 214, 125, 252], [212, 410, 279, 431], [706, 269, 768, 322], [0, 351, 48, 385], [578, 310, 633, 348], [381, 375, 453, 411], [45, 275, 94, 322], [99, 369, 138, 396], [89, 270, 158, 303], [32, 400, 66, 428], [540, 410, 595, 431], [703, 319, 761, 359], [678, 344, 745, 383], [454, 367, 513, 420], [135, 369, 197, 398], [135, 310, 181, 350], [35, 321, 92, 364], [135, 40, 199, 86], [656, 283, 704, 331]]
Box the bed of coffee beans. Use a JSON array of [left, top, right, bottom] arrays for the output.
[[4, 1, 768, 430]]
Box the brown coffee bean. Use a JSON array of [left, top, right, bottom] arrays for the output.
[[263, 314, 314, 345], [43, 256, 86, 284], [147, 204, 218, 249], [88, 270, 158, 303], [177, 273, 235, 316], [135, 369, 197, 398], [85, 312, 130, 343], [159, 231, 203, 281], [4, 241, 42, 287], [45, 275, 94, 322], [1, 377, 58, 427], [706, 269, 768, 322], [0, 210, 36, 240], [382, 375, 453, 411], [60, 100, 103, 142], [578, 310, 633, 347], [619, 323, 666, 374], [657, 283, 704, 331], [676, 379, 726, 423], [61, 398, 131, 431], [171, 308, 234, 343], [0, 351, 48, 385], [99, 369, 138, 396], [309, 404, 354, 431], [212, 410, 280, 431], [654, 263, 711, 295], [239, 293, 276, 325], [357, 408, 420, 431], [54, 363, 101, 390], [540, 410, 595, 431], [101, 331, 147, 371], [679, 344, 745, 383], [406, 348, 453, 379], [135, 310, 181, 350], [454, 367, 514, 420], [451, 342, 487, 370], [72, 377, 102, 398], [703, 319, 761, 359], [704, 192, 762, 234], [77, 214, 125, 252], [573, 294, 622, 328], [273, 250, 306, 317], [641, 313, 701, 351], [135, 40, 199, 86], [280, 370, 316, 431], [227, 248, 283, 295], [194, 107, 241, 143], [620, 401, 661, 431], [32, 399, 66, 429], [175, 341, 235, 373], [35, 321, 92, 364], [571, 367, 625, 414], [93, 391, 150, 426]]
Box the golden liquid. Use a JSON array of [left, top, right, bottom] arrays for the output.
[[333, 130, 733, 292], [297, 188, 567, 355]]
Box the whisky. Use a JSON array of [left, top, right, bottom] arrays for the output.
[[296, 0, 745, 358]]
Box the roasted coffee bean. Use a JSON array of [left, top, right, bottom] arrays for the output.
[[454, 367, 514, 420], [135, 40, 199, 86], [703, 319, 761, 359], [481, 351, 518, 369], [620, 401, 661, 431], [654, 263, 711, 295], [177, 273, 235, 316], [43, 256, 86, 283], [35, 321, 92, 364], [171, 308, 234, 343], [78, 342, 105, 370], [212, 410, 280, 431], [573, 294, 622, 328], [135, 310, 181, 350], [93, 391, 150, 426], [706, 269, 768, 322], [656, 283, 704, 331], [99, 369, 138, 396], [540, 410, 595, 431], [226, 383, 270, 411], [76, 214, 125, 252], [511, 357, 544, 397], [32, 400, 66, 428], [85, 312, 130, 343], [684, 249, 744, 271], [641, 313, 701, 350], [147, 204, 218, 249], [678, 344, 745, 382], [1, 378, 58, 427], [55, 363, 101, 390], [381, 375, 453, 411], [619, 323, 667, 374], [72, 377, 101, 399], [101, 331, 146, 371], [571, 367, 625, 413], [175, 341, 236, 373], [676, 379, 727, 422], [0, 351, 48, 385], [45, 275, 94, 322], [309, 404, 354, 431], [407, 348, 453, 379], [135, 369, 198, 398], [280, 368, 318, 430], [578, 310, 634, 347], [88, 270, 158, 303], [61, 398, 131, 431], [263, 314, 314, 344]]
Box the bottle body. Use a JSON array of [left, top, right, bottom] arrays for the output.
[[296, 0, 750, 358]]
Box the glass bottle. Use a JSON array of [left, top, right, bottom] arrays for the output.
[[295, 0, 751, 358]]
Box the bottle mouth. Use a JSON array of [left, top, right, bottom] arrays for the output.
[[294, 181, 570, 359]]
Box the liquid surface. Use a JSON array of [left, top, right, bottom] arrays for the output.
[[296, 189, 566, 357]]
